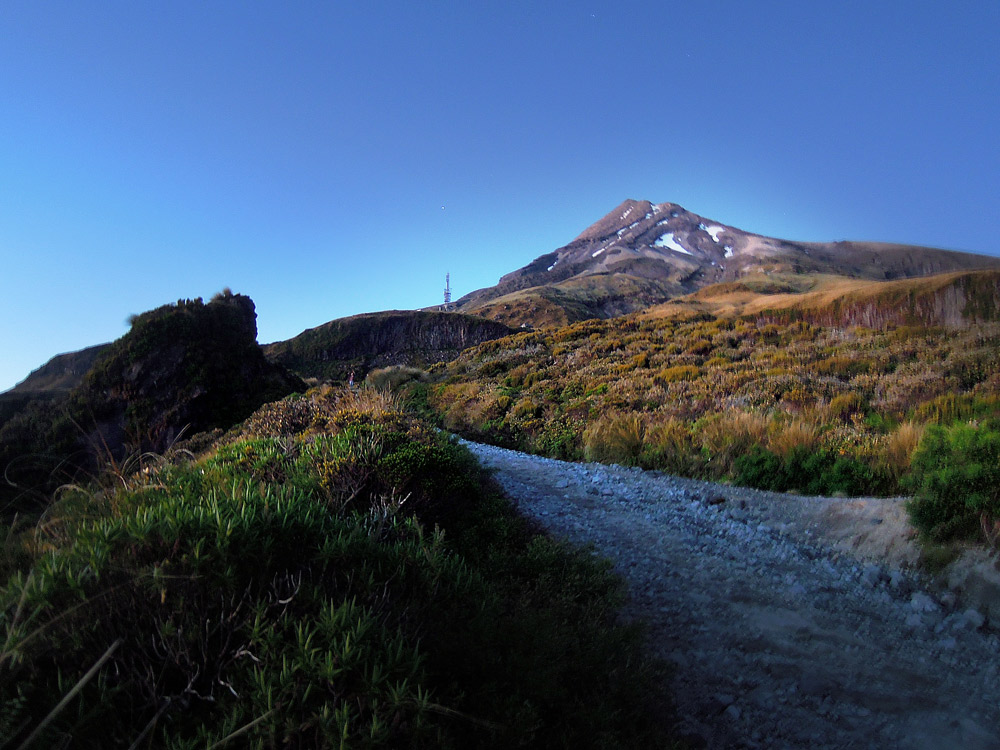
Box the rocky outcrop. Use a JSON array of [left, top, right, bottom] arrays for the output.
[[0, 292, 304, 512], [265, 310, 516, 381]]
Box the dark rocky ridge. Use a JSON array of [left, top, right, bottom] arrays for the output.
[[264, 309, 516, 382]]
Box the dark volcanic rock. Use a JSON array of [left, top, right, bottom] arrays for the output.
[[265, 310, 516, 382]]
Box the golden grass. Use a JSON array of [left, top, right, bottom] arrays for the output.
[[768, 418, 820, 457], [880, 421, 925, 479], [696, 411, 768, 473], [642, 270, 1000, 323], [583, 414, 645, 465]]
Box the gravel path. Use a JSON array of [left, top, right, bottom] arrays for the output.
[[464, 440, 1000, 750]]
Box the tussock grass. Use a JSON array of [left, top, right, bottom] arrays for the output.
[[583, 414, 645, 465], [768, 418, 820, 458]]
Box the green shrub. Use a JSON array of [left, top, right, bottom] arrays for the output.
[[732, 446, 784, 490], [734, 446, 881, 497], [904, 422, 1000, 542]]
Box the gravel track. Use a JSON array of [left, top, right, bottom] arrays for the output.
[[464, 440, 1000, 750]]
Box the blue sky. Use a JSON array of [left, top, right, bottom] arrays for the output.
[[2, 1, 998, 391]]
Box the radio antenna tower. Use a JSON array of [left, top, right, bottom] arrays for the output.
[[443, 273, 452, 306]]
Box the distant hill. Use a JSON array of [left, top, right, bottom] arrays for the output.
[[453, 199, 1000, 327], [264, 309, 516, 382], [0, 343, 111, 427], [3, 342, 110, 395]]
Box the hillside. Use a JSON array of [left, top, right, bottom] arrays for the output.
[[646, 269, 1000, 328], [264, 309, 515, 382], [2, 342, 110, 396], [0, 344, 111, 429], [424, 306, 1000, 511], [453, 199, 1000, 327]]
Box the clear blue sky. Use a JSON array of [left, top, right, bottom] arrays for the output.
[[2, 1, 998, 391]]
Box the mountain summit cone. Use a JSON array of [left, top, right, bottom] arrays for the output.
[[452, 199, 1000, 328]]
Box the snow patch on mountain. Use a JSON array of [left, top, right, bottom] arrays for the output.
[[707, 226, 726, 243], [655, 233, 691, 255]]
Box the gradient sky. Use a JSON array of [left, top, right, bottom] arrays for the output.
[[2, 1, 998, 391]]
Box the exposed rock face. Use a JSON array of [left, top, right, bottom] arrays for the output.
[[265, 310, 516, 381], [455, 199, 1000, 327], [81, 292, 305, 453]]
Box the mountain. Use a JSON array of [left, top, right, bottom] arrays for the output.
[[453, 199, 1000, 327], [0, 343, 111, 426], [264, 310, 516, 382]]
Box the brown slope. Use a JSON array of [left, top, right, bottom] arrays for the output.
[[644, 269, 1000, 328]]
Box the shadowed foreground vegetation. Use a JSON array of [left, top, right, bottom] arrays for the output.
[[1, 387, 669, 748], [416, 313, 1000, 543]]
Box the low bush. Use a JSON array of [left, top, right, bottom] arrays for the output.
[[904, 422, 1000, 542], [734, 445, 882, 497]]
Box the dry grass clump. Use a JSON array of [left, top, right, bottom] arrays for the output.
[[642, 418, 697, 474], [768, 418, 820, 457], [365, 365, 428, 391], [880, 420, 925, 479], [654, 365, 701, 384], [696, 411, 768, 474], [826, 392, 865, 422], [583, 414, 646, 465]]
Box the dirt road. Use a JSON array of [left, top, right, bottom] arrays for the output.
[[465, 440, 1000, 749]]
